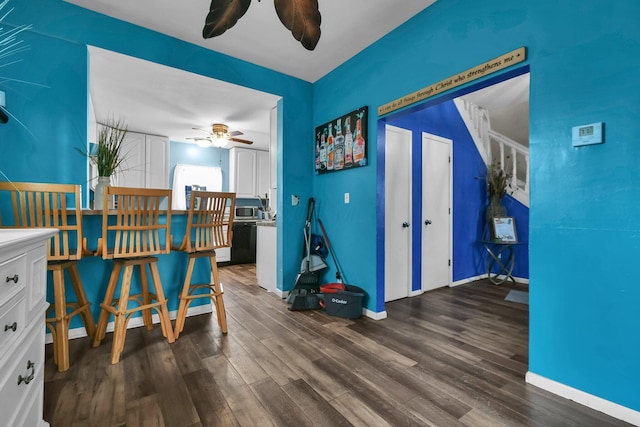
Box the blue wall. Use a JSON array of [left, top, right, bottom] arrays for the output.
[[385, 100, 487, 284], [4, 0, 314, 298], [313, 0, 640, 414], [384, 97, 530, 285]]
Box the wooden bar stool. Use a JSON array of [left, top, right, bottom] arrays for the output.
[[92, 186, 174, 364], [173, 191, 235, 339], [0, 182, 96, 372]]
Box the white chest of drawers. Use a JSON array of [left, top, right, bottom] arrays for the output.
[[0, 229, 55, 427]]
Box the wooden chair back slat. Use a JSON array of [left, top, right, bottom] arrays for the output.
[[177, 191, 235, 253], [0, 182, 84, 261], [98, 187, 172, 259]]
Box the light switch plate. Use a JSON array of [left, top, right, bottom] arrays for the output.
[[572, 122, 604, 147]]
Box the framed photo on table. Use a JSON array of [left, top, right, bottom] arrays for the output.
[[492, 217, 517, 243]]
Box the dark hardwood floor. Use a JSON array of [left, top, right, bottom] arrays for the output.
[[44, 264, 630, 427]]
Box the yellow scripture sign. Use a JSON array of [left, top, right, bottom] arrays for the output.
[[378, 47, 527, 116]]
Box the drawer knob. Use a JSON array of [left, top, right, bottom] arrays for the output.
[[5, 274, 19, 283], [17, 360, 35, 386], [4, 322, 17, 332]]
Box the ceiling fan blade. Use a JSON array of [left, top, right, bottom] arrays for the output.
[[274, 0, 321, 50], [192, 127, 213, 135], [203, 0, 252, 39], [230, 137, 253, 145], [228, 130, 244, 136]]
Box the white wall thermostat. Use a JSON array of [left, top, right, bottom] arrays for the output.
[[572, 122, 604, 147]]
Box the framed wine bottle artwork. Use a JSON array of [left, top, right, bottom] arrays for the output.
[[315, 106, 368, 174]]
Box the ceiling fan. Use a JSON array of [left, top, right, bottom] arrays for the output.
[[187, 123, 253, 147], [202, 0, 321, 51]]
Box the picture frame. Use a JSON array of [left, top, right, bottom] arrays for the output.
[[492, 217, 518, 243], [315, 106, 368, 174]]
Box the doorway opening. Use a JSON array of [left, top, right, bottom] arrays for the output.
[[376, 65, 530, 314]]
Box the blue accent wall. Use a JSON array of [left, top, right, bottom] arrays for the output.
[[313, 0, 640, 414], [4, 0, 314, 300], [384, 99, 530, 284], [385, 100, 487, 284]]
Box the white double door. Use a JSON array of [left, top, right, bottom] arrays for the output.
[[384, 126, 451, 302]]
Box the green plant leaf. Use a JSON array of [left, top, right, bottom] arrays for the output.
[[93, 117, 128, 177]]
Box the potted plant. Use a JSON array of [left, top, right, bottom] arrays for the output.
[[91, 117, 128, 209], [485, 163, 511, 236]]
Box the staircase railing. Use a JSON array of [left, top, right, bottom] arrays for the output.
[[488, 130, 529, 207], [454, 98, 529, 207]]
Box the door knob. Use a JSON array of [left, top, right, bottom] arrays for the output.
[[402, 222, 410, 228], [424, 219, 432, 225]]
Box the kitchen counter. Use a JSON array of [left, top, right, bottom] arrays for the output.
[[62, 212, 215, 332], [233, 218, 276, 226]]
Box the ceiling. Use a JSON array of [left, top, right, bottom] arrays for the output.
[[67, 0, 438, 83], [69, 0, 437, 149], [88, 46, 281, 150], [458, 73, 530, 146], [71, 1, 529, 151]]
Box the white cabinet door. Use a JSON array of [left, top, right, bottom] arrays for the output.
[[230, 147, 270, 198], [116, 131, 145, 188], [256, 225, 276, 292], [114, 132, 169, 189], [256, 150, 270, 198], [145, 135, 170, 189], [230, 148, 255, 198], [235, 149, 257, 197]]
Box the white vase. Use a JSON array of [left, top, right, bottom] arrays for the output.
[[94, 176, 111, 210]]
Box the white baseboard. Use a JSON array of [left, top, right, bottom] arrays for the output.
[[275, 289, 288, 299], [526, 371, 640, 426], [363, 308, 387, 320], [46, 302, 213, 344], [451, 274, 529, 287], [451, 274, 486, 287], [410, 289, 425, 297]]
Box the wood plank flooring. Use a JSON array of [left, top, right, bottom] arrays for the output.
[[43, 264, 631, 427]]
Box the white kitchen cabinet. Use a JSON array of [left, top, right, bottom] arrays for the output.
[[229, 147, 269, 198], [0, 229, 56, 427], [256, 224, 276, 293], [115, 131, 145, 188], [145, 134, 171, 189], [115, 132, 169, 189], [256, 150, 270, 199], [88, 130, 170, 190], [216, 225, 231, 263]]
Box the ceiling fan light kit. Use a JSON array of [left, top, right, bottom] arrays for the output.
[[187, 122, 254, 147], [203, 0, 321, 50]]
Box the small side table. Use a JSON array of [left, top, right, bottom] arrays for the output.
[[481, 240, 519, 285]]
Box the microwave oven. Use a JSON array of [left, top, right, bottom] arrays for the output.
[[235, 206, 259, 219]]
